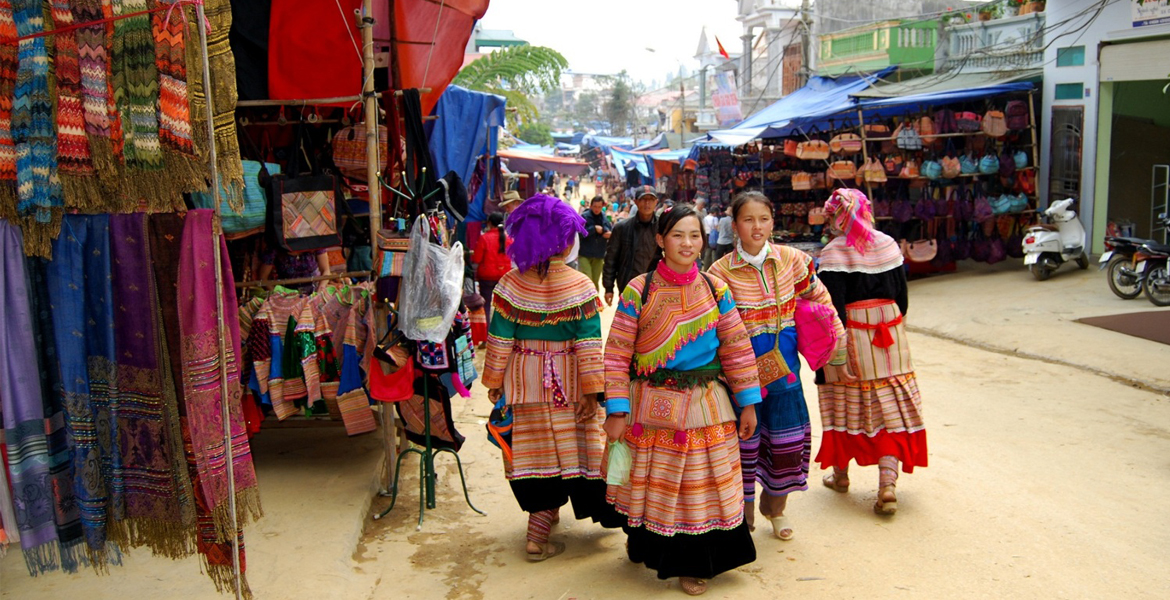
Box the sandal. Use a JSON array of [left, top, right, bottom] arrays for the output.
[[873, 485, 898, 515], [770, 515, 794, 541], [822, 473, 849, 493], [680, 577, 708, 596], [525, 541, 566, 562]]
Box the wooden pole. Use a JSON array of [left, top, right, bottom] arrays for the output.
[[1027, 90, 1041, 209], [857, 108, 873, 199], [195, 4, 242, 598]]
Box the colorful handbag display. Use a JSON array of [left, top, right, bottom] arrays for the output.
[[895, 123, 923, 150], [982, 110, 1008, 138], [827, 160, 857, 182], [921, 160, 943, 180], [978, 153, 1000, 175], [783, 139, 799, 157], [941, 155, 961, 179], [792, 172, 813, 191], [796, 139, 830, 160], [373, 228, 411, 277], [191, 159, 280, 239], [957, 111, 982, 132], [901, 239, 938, 263], [267, 128, 343, 252]]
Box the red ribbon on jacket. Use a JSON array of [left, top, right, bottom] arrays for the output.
[[848, 315, 903, 349]]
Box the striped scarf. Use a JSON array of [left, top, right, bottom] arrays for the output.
[[11, 0, 63, 222], [111, 0, 164, 172], [186, 0, 243, 212], [49, 0, 98, 195], [73, 0, 126, 176], [0, 3, 17, 197], [152, 0, 194, 157]]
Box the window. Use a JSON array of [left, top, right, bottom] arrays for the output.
[[1056, 46, 1085, 67], [1054, 83, 1084, 100]]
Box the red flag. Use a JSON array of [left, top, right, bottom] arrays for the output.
[[715, 36, 731, 60]]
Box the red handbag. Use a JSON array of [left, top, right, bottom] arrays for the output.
[[369, 354, 415, 403]]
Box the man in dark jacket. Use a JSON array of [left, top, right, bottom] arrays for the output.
[[603, 185, 660, 305], [578, 196, 612, 290]]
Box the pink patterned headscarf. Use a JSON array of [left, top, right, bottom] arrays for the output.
[[823, 188, 876, 254]]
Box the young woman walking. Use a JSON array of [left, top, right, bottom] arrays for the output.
[[708, 191, 845, 540], [603, 204, 760, 596]]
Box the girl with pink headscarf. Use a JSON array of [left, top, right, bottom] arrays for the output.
[[814, 188, 928, 516]]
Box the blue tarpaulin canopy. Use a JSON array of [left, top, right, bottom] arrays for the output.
[[427, 85, 506, 222], [632, 133, 668, 151], [610, 148, 651, 178], [851, 82, 1036, 115], [707, 68, 896, 145], [581, 134, 635, 150]]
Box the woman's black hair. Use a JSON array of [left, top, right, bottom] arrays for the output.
[[729, 190, 772, 221], [487, 212, 506, 253]]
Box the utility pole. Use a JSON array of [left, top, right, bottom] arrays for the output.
[[800, 0, 813, 86]]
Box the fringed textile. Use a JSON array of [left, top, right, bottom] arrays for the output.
[[49, 0, 100, 208], [177, 209, 262, 542], [489, 264, 601, 328], [0, 218, 60, 574], [186, 0, 244, 212], [27, 257, 89, 572], [11, 0, 63, 222], [0, 2, 17, 204], [72, 0, 126, 185], [46, 214, 125, 571], [110, 213, 195, 557]]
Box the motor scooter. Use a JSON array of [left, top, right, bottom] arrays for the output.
[[1100, 212, 1170, 299], [1022, 198, 1088, 281], [1139, 220, 1170, 306]]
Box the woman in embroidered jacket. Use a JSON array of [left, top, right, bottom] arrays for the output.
[[708, 191, 845, 540], [815, 188, 928, 515], [603, 204, 760, 596], [483, 194, 621, 563]]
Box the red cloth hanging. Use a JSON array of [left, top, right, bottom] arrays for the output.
[[394, 0, 488, 114], [268, 0, 364, 101]]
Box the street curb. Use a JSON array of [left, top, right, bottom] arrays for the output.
[[906, 325, 1170, 398]]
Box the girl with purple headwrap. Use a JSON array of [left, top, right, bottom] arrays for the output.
[[480, 194, 623, 561]]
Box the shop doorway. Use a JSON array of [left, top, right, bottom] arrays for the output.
[[1106, 80, 1170, 239], [1049, 106, 1083, 208]]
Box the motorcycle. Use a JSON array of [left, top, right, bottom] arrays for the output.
[[1099, 235, 1157, 299], [1139, 235, 1170, 307], [1022, 198, 1088, 281]]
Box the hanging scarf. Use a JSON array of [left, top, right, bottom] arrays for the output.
[[148, 212, 249, 596], [0, 2, 18, 204], [0, 218, 59, 574], [152, 1, 195, 158], [110, 213, 196, 557], [177, 209, 261, 594], [11, 0, 63, 222], [26, 255, 89, 572], [186, 0, 244, 212], [110, 0, 171, 206], [47, 214, 125, 570], [70, 0, 125, 186], [50, 0, 101, 208]]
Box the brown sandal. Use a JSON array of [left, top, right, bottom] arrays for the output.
[[526, 541, 566, 562], [873, 485, 898, 515], [680, 577, 708, 596], [822, 473, 849, 493]]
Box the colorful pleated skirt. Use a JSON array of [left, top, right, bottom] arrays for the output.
[[739, 380, 811, 501]]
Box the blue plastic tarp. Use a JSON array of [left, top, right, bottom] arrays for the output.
[[632, 133, 669, 151], [610, 148, 652, 179], [581, 134, 635, 150], [851, 82, 1036, 114], [428, 85, 506, 221], [707, 68, 895, 145]]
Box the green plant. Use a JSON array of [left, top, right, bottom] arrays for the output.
[[453, 45, 569, 126], [516, 122, 553, 146]]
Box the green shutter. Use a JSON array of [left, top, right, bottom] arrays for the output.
[[1056, 46, 1085, 67]]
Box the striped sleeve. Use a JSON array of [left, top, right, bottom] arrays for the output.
[[603, 278, 644, 414], [574, 307, 605, 396], [482, 293, 518, 390], [712, 278, 762, 407]]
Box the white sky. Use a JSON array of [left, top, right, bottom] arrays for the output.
[[478, 0, 746, 88]]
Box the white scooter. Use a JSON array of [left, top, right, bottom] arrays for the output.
[[1021, 198, 1089, 281]]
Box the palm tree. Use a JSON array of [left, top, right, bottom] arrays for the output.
[[453, 45, 568, 126]]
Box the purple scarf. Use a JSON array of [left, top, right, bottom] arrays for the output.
[[0, 218, 58, 574]]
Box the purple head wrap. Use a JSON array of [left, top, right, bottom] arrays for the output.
[[505, 193, 587, 273]]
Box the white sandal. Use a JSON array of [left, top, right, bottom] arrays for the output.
[[770, 515, 794, 541]]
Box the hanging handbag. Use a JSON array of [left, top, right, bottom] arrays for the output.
[[808, 206, 826, 225], [978, 153, 1000, 175], [792, 172, 812, 191], [941, 155, 961, 179], [1005, 100, 1030, 130], [982, 110, 1008, 138], [1013, 150, 1028, 169], [1016, 170, 1036, 195], [485, 396, 514, 462], [332, 124, 388, 181], [957, 111, 982, 132], [884, 155, 902, 176], [192, 159, 281, 239], [899, 159, 920, 179], [920, 160, 943, 180], [896, 122, 923, 150], [830, 132, 863, 155], [810, 172, 827, 190], [267, 128, 343, 252], [783, 139, 799, 157], [959, 153, 978, 175], [865, 157, 888, 183], [373, 228, 411, 277], [369, 353, 416, 403], [918, 114, 937, 147], [796, 139, 830, 160], [827, 160, 857, 182], [901, 239, 938, 263], [934, 109, 958, 134]]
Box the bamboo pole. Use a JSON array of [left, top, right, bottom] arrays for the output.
[[857, 109, 873, 199], [195, 3, 242, 598]]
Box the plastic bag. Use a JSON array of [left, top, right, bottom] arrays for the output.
[[399, 215, 464, 342], [606, 441, 632, 486]]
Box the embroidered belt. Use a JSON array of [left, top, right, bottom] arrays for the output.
[[631, 363, 722, 390], [514, 345, 575, 408], [847, 315, 903, 349]]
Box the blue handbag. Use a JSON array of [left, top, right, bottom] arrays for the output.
[[960, 154, 978, 175], [978, 154, 1000, 175], [1013, 150, 1028, 169], [921, 160, 943, 180], [191, 160, 281, 238]]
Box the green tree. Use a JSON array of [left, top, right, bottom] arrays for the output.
[[604, 72, 638, 136], [453, 45, 569, 126], [516, 122, 553, 146], [572, 91, 601, 128]]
